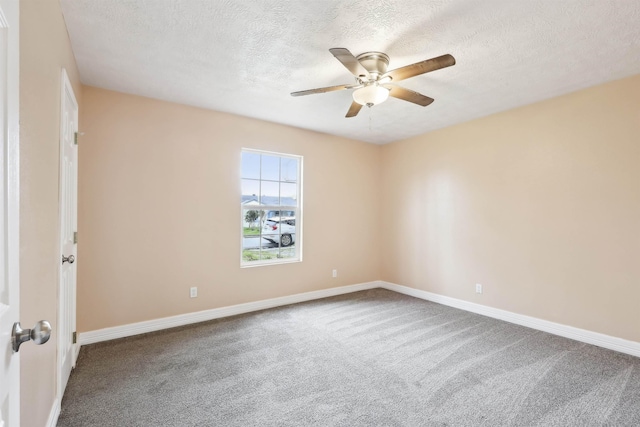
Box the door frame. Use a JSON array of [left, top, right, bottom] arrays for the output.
[[57, 68, 79, 400], [0, 0, 20, 425]]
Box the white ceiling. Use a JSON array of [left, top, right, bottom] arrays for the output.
[[60, 0, 640, 145]]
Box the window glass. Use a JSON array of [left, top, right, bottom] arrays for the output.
[[241, 179, 260, 199], [260, 181, 279, 205], [241, 152, 260, 180], [260, 155, 280, 181], [281, 158, 298, 182], [280, 183, 297, 203]]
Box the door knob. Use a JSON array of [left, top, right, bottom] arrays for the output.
[[62, 254, 75, 264], [12, 320, 52, 353]]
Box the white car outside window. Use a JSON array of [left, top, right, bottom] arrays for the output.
[[262, 216, 295, 247]]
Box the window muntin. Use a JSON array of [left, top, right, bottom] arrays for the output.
[[241, 150, 302, 266]]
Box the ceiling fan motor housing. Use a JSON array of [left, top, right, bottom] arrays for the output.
[[355, 52, 390, 81]]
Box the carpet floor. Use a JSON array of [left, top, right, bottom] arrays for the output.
[[58, 288, 640, 426]]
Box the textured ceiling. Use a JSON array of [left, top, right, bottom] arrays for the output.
[[60, 0, 640, 144]]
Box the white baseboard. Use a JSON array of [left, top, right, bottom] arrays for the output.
[[46, 398, 60, 427], [79, 281, 381, 346], [380, 281, 640, 358]]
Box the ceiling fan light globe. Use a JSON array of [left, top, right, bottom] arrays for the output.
[[352, 85, 390, 106]]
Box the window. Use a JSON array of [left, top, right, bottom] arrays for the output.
[[241, 149, 302, 266]]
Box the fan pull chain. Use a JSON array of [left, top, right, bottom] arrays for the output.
[[369, 106, 372, 132]]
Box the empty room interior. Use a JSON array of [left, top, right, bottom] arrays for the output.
[[9, 0, 640, 426]]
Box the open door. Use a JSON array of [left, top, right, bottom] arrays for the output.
[[58, 68, 79, 398], [0, 1, 21, 425]]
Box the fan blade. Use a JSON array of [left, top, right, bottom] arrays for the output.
[[384, 85, 434, 106], [329, 48, 371, 79], [291, 83, 360, 97], [345, 101, 363, 118], [383, 54, 455, 82]]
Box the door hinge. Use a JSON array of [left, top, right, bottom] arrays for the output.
[[73, 231, 78, 244], [74, 132, 78, 145], [72, 331, 77, 344]]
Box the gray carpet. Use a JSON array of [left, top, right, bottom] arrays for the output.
[[58, 289, 640, 426]]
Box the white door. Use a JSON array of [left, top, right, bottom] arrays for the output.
[[0, 1, 20, 426], [58, 69, 78, 398]]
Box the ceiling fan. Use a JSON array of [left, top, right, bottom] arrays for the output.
[[291, 48, 456, 118]]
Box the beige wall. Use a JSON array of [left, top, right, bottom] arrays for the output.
[[19, 0, 83, 426], [77, 86, 381, 332], [381, 74, 640, 342]]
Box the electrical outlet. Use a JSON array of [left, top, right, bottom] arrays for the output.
[[475, 283, 483, 294], [332, 269, 337, 278], [190, 287, 197, 298]]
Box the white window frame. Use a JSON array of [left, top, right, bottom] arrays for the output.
[[240, 148, 303, 267]]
